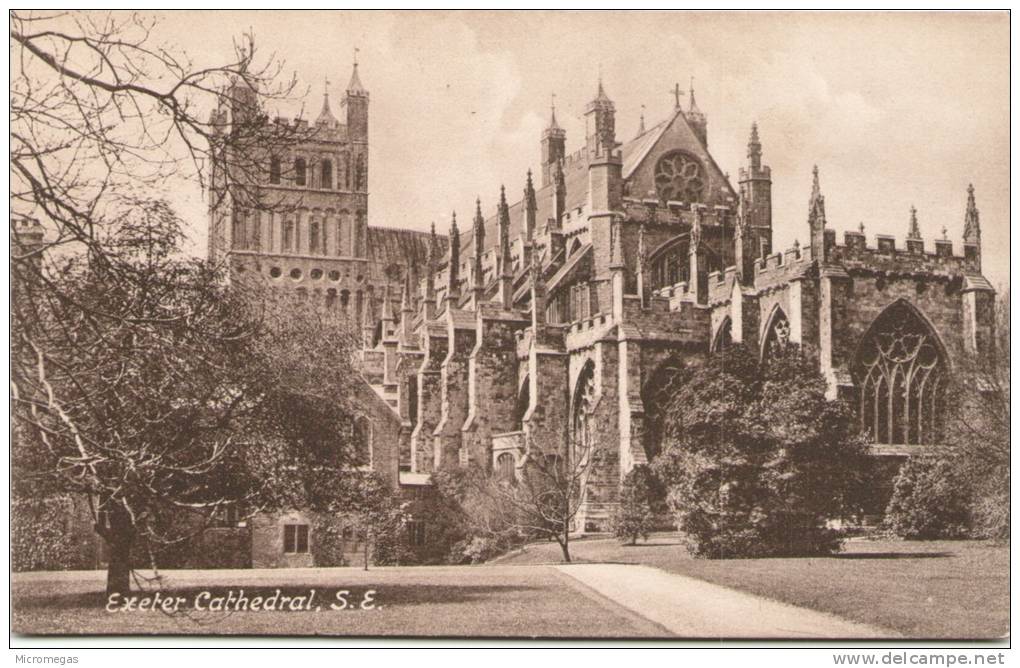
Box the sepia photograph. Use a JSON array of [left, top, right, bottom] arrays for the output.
[[8, 8, 1010, 651]]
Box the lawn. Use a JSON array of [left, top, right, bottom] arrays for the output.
[[498, 534, 1009, 639], [12, 564, 666, 638]]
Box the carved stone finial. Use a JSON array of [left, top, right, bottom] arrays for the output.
[[907, 205, 922, 240]]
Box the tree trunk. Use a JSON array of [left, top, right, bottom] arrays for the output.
[[101, 504, 136, 596], [105, 534, 134, 596], [559, 527, 571, 563]]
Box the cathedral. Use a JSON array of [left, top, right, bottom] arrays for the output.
[[209, 61, 996, 555]]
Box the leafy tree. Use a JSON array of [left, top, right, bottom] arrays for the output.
[[883, 457, 971, 540], [610, 465, 666, 545], [652, 344, 869, 558], [11, 201, 362, 595], [941, 291, 1010, 540]]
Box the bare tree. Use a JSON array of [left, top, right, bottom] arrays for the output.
[[9, 11, 339, 594], [469, 434, 605, 563], [10, 10, 312, 270]]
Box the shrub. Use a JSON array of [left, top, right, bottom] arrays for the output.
[[653, 345, 869, 558], [610, 465, 666, 545], [12, 496, 96, 571], [884, 456, 971, 540]]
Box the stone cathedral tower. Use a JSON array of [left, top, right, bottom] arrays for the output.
[[206, 61, 436, 350]]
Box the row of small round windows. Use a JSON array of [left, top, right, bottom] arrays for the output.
[[259, 265, 366, 283]]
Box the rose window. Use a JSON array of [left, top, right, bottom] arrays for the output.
[[654, 151, 706, 204]]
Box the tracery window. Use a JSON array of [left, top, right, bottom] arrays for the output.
[[571, 362, 597, 465], [762, 308, 791, 359], [496, 452, 516, 484], [855, 300, 945, 445], [654, 151, 705, 204]]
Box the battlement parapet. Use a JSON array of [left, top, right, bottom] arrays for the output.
[[752, 245, 812, 291], [262, 115, 350, 143], [707, 266, 739, 304], [826, 231, 980, 277]]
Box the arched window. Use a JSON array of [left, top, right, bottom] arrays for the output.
[[641, 356, 685, 460], [326, 288, 337, 309], [855, 300, 946, 445], [406, 378, 418, 425], [249, 212, 260, 250], [340, 289, 351, 313], [338, 212, 351, 256], [294, 158, 307, 186], [496, 452, 516, 483], [713, 317, 733, 353], [283, 220, 294, 251], [232, 211, 245, 249], [309, 221, 320, 255], [353, 416, 373, 466], [320, 160, 333, 189], [344, 153, 352, 189], [571, 362, 597, 466], [355, 154, 366, 191], [269, 157, 281, 184], [762, 307, 791, 360], [354, 211, 366, 256]]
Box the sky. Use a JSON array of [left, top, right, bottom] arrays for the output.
[[146, 10, 1009, 289]]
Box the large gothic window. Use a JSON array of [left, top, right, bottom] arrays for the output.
[[641, 356, 685, 460], [762, 307, 791, 360], [294, 158, 307, 186], [570, 362, 597, 465], [855, 300, 946, 446], [654, 151, 705, 204]]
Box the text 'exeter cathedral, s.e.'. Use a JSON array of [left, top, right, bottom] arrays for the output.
[[208, 61, 995, 563]]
